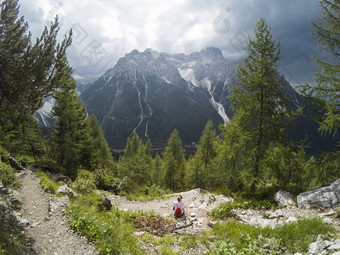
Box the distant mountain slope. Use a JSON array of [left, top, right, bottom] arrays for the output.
[[81, 47, 337, 153]]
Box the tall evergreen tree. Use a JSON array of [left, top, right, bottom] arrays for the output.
[[162, 129, 186, 191], [230, 18, 292, 191], [51, 61, 90, 179], [300, 0, 339, 135], [118, 133, 152, 190], [86, 114, 115, 170], [0, 0, 71, 152], [186, 121, 217, 189]]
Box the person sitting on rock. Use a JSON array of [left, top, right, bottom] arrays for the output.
[[173, 195, 185, 217]]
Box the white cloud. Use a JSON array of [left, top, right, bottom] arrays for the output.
[[18, 0, 322, 85]]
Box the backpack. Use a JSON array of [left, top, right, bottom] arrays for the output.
[[174, 208, 182, 217]]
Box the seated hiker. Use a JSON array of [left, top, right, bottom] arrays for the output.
[[173, 195, 185, 217]]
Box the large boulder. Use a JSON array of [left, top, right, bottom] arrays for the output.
[[297, 179, 340, 209], [274, 190, 296, 207]]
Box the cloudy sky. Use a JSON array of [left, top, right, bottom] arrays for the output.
[[18, 0, 324, 86]]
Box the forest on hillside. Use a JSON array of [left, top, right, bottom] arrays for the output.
[[1, 0, 338, 195]]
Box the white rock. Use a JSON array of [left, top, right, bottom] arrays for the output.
[[275, 190, 296, 207]]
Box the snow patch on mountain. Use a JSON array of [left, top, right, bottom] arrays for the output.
[[178, 68, 199, 87], [201, 78, 229, 123], [35, 97, 54, 126]]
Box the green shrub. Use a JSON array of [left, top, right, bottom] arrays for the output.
[[66, 193, 143, 255], [211, 200, 273, 220], [0, 162, 17, 188], [71, 170, 96, 194], [36, 171, 64, 193], [94, 168, 115, 190], [270, 217, 337, 253]]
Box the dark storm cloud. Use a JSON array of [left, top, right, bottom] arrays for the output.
[[17, 0, 323, 85]]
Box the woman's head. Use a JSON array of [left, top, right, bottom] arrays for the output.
[[177, 195, 183, 202]]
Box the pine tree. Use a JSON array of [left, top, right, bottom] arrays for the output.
[[118, 133, 152, 190], [86, 114, 115, 170], [0, 0, 71, 152], [151, 153, 162, 186], [162, 129, 186, 191], [186, 121, 217, 189], [300, 0, 339, 135], [230, 18, 292, 191], [51, 62, 89, 179]]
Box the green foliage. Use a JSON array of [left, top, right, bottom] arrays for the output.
[[0, 162, 17, 188], [36, 171, 64, 193], [299, 0, 339, 135], [211, 200, 273, 220], [230, 18, 296, 192], [125, 185, 172, 201], [186, 121, 217, 190], [86, 115, 116, 170], [66, 193, 143, 255], [93, 168, 116, 190], [71, 170, 96, 194], [0, 0, 71, 115], [270, 217, 337, 253], [261, 143, 306, 187], [52, 70, 93, 179], [210, 217, 337, 253], [0, 0, 71, 156], [303, 150, 340, 189], [162, 129, 186, 191], [118, 132, 153, 192]]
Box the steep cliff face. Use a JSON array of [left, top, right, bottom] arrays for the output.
[[81, 48, 239, 150]]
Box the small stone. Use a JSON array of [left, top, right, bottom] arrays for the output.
[[208, 221, 216, 227], [191, 213, 196, 218], [30, 221, 41, 228], [319, 209, 336, 217], [18, 218, 29, 227], [49, 239, 53, 243]]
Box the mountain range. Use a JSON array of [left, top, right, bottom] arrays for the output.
[[36, 47, 337, 154]]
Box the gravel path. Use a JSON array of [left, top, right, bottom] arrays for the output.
[[13, 170, 98, 255], [108, 188, 233, 234]]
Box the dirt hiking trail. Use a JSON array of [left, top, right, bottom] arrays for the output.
[[13, 170, 98, 255]]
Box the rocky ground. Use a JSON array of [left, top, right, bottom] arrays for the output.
[[1, 168, 339, 255], [12, 170, 98, 255]]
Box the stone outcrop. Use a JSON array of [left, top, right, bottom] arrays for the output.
[[297, 179, 340, 209], [275, 190, 296, 207], [307, 235, 340, 255], [7, 154, 22, 170], [56, 184, 78, 198]]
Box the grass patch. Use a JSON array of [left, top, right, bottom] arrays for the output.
[[210, 217, 338, 253], [66, 192, 143, 255], [210, 200, 273, 220], [270, 217, 337, 253], [36, 171, 64, 193], [124, 185, 173, 201]]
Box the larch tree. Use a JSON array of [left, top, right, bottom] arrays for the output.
[[162, 129, 186, 191], [300, 0, 339, 135], [230, 18, 292, 191], [186, 121, 217, 189], [86, 114, 115, 170]]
